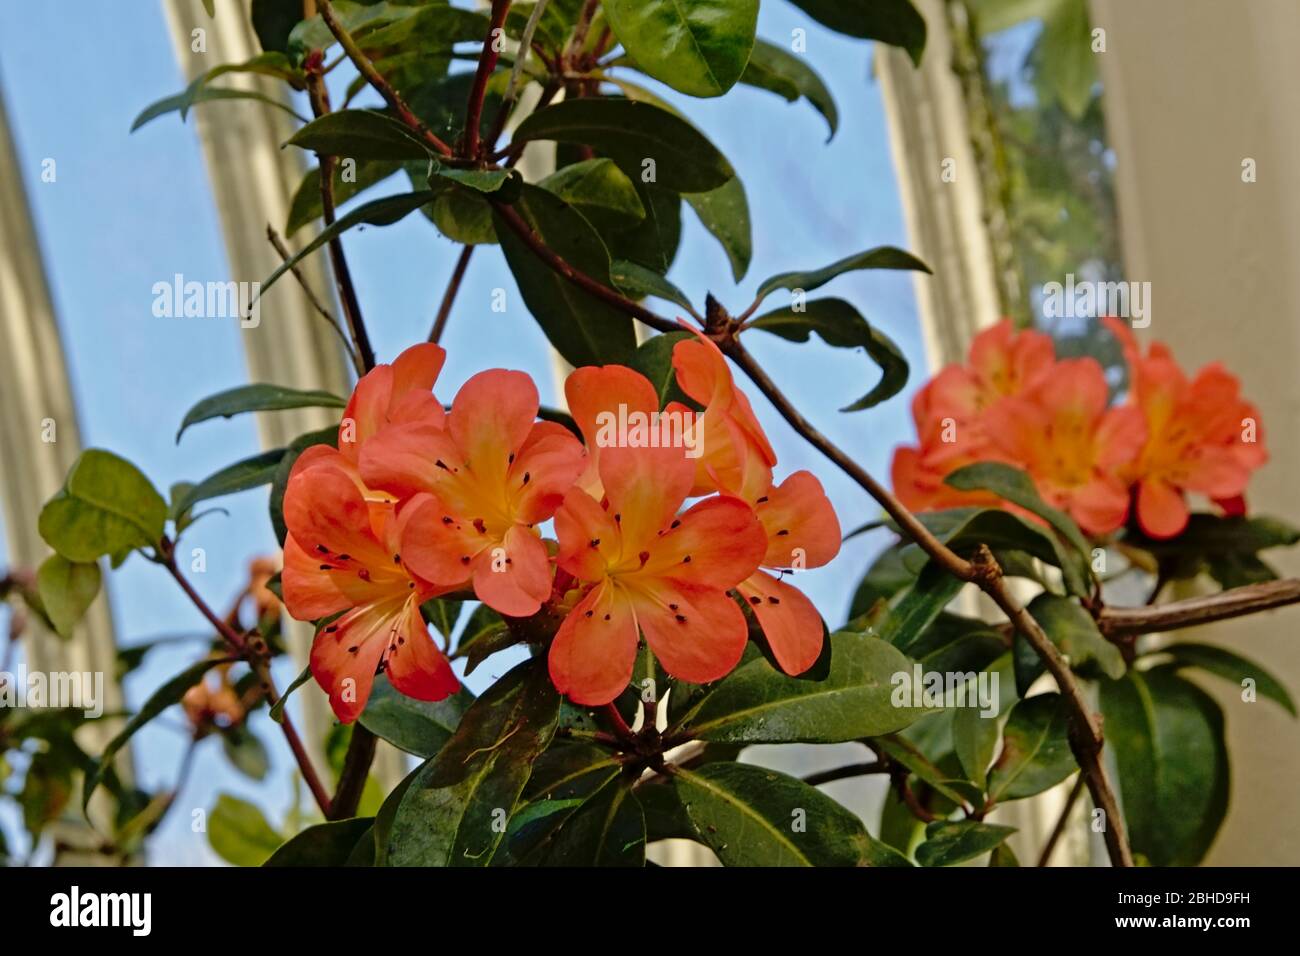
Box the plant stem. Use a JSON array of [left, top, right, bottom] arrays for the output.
[[1037, 774, 1085, 867], [330, 724, 377, 819], [1100, 577, 1300, 637], [429, 245, 475, 343], [316, 0, 454, 157], [462, 0, 513, 160], [802, 762, 890, 787], [267, 224, 365, 376]]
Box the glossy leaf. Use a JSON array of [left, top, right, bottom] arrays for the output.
[[876, 562, 964, 653], [684, 176, 752, 281], [39, 449, 168, 562], [358, 675, 474, 759], [753, 245, 930, 303], [538, 158, 646, 231], [1099, 667, 1229, 866], [675, 630, 928, 744], [611, 260, 694, 313], [914, 819, 1016, 867], [1025, 592, 1124, 681], [176, 384, 345, 443], [494, 184, 637, 368], [287, 109, 433, 160], [287, 159, 403, 236], [605, 0, 759, 98], [524, 775, 646, 866], [944, 461, 1092, 566], [740, 38, 838, 139], [35, 555, 101, 639], [786, 0, 927, 65], [672, 762, 911, 866], [173, 449, 286, 518], [386, 660, 561, 866], [952, 704, 999, 790], [453, 605, 519, 676], [264, 817, 375, 867], [512, 99, 735, 193], [1163, 643, 1295, 717], [986, 693, 1075, 802]]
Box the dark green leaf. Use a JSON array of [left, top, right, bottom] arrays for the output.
[[287, 159, 403, 236], [676, 630, 928, 744], [740, 38, 838, 139], [610, 260, 694, 313], [452, 605, 518, 676], [753, 245, 930, 303], [174, 449, 286, 518], [944, 461, 1092, 566], [629, 331, 694, 409], [876, 562, 964, 652], [420, 598, 462, 641], [264, 817, 375, 866], [35, 555, 101, 639], [494, 184, 636, 368], [528, 775, 646, 866], [604, 0, 758, 97], [607, 180, 681, 274], [684, 176, 752, 281], [251, 0, 302, 52], [287, 109, 433, 160], [1162, 643, 1295, 717], [672, 762, 911, 866], [952, 704, 999, 790], [1026, 592, 1124, 680], [131, 85, 305, 133], [221, 726, 270, 781], [986, 693, 1075, 802], [786, 0, 927, 65], [176, 384, 345, 443], [914, 819, 1016, 866], [1099, 667, 1229, 866], [537, 158, 646, 231], [269, 665, 314, 724], [359, 675, 474, 759], [513, 99, 735, 193], [386, 660, 561, 866], [39, 449, 167, 562]]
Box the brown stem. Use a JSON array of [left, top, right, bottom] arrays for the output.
[[316, 0, 454, 157], [803, 762, 890, 787], [429, 245, 475, 343], [266, 224, 365, 376], [161, 543, 332, 816], [1100, 578, 1300, 637], [330, 724, 377, 819], [603, 702, 635, 742], [1037, 774, 1085, 867], [462, 0, 513, 160]]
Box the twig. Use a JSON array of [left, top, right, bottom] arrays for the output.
[[1100, 578, 1300, 637], [1037, 774, 1085, 866], [803, 762, 890, 787], [316, 0, 454, 158], [462, 0, 513, 160], [160, 541, 332, 817], [330, 724, 377, 820], [266, 224, 365, 376], [429, 245, 475, 343]]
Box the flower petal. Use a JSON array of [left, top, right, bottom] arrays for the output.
[[449, 369, 538, 486], [755, 471, 841, 569], [509, 421, 587, 524], [398, 495, 482, 589], [598, 443, 694, 553], [309, 600, 395, 723], [1137, 478, 1189, 539], [738, 571, 824, 676], [555, 487, 622, 582], [643, 494, 766, 589], [282, 534, 352, 621], [383, 598, 460, 703], [283, 457, 389, 568], [630, 581, 748, 685], [471, 524, 553, 617], [548, 582, 639, 705]]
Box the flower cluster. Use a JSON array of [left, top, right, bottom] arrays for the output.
[[892, 318, 1267, 540], [280, 335, 841, 720]]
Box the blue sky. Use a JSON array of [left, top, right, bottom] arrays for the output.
[[0, 0, 923, 863]]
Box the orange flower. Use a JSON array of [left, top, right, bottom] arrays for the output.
[[548, 443, 767, 705], [891, 319, 1053, 514], [361, 369, 586, 617], [736, 471, 841, 676], [984, 358, 1146, 536], [1105, 317, 1267, 538], [671, 328, 776, 501], [281, 452, 458, 723], [338, 342, 447, 468], [564, 363, 662, 499]]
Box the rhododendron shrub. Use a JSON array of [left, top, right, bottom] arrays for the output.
[[22, 0, 1300, 872]]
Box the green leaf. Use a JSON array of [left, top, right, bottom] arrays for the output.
[[684, 176, 752, 281], [269, 665, 314, 724], [986, 693, 1075, 802], [251, 0, 303, 52], [39, 449, 168, 562], [453, 605, 519, 676], [672, 762, 911, 866], [493, 184, 636, 368], [288, 0, 423, 60], [264, 817, 375, 866], [269, 427, 339, 545], [174, 449, 286, 518], [740, 38, 838, 139], [748, 297, 909, 412], [1123, 514, 1300, 590], [1025, 592, 1124, 681], [605, 0, 758, 98], [848, 541, 915, 621], [358, 675, 474, 759], [1162, 643, 1295, 717], [676, 630, 928, 744], [608, 181, 682, 274], [435, 166, 521, 195], [873, 735, 974, 806], [131, 85, 306, 133], [176, 384, 345, 443], [512, 99, 735, 193], [261, 190, 437, 295], [355, 3, 491, 53], [944, 462, 1092, 566], [914, 819, 1016, 866], [287, 109, 433, 160], [85, 657, 234, 809], [953, 704, 999, 790], [221, 726, 270, 782], [1099, 667, 1229, 866], [1037, 0, 1095, 119], [287, 159, 403, 236], [753, 245, 930, 304], [786, 0, 927, 65], [526, 775, 646, 866], [629, 331, 695, 410], [420, 598, 462, 641], [35, 555, 101, 639], [386, 660, 561, 866], [208, 793, 284, 867], [538, 158, 646, 231], [610, 260, 694, 313], [876, 562, 964, 652]]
